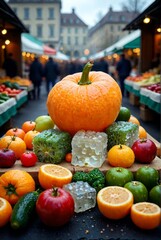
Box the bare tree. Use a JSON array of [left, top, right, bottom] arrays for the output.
[[121, 0, 147, 13]]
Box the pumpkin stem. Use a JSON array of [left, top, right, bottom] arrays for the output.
[[78, 61, 93, 85]]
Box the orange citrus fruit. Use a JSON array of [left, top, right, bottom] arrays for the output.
[[97, 186, 134, 219], [24, 130, 40, 150], [0, 197, 12, 227], [138, 125, 147, 139], [131, 202, 161, 230], [107, 144, 135, 168], [38, 164, 73, 189], [128, 115, 140, 125]]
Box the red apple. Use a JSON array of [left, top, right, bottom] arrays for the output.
[[131, 139, 157, 164], [0, 148, 16, 167]]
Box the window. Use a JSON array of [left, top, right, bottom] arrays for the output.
[[67, 36, 71, 45], [83, 37, 86, 45], [49, 24, 54, 37], [75, 37, 78, 45], [37, 8, 42, 19], [24, 8, 29, 20], [37, 25, 42, 38], [68, 27, 71, 33], [110, 25, 113, 32], [120, 15, 125, 21], [75, 28, 78, 34], [118, 25, 121, 31], [49, 8, 54, 19]]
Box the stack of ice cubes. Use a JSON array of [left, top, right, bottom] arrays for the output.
[[71, 130, 108, 168], [63, 181, 96, 213]]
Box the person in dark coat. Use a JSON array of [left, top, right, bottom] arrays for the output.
[[3, 53, 18, 78], [29, 57, 43, 100], [44, 57, 60, 94], [116, 54, 132, 96]]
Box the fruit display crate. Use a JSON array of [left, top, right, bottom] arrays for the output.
[[140, 88, 160, 114], [0, 98, 17, 127], [0, 133, 160, 182], [10, 90, 28, 109]]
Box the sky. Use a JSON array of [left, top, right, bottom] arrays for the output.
[[61, 0, 155, 27]]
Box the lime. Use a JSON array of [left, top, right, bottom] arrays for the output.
[[135, 166, 159, 191], [105, 167, 133, 187], [124, 181, 148, 203], [149, 185, 161, 207], [116, 106, 131, 121]]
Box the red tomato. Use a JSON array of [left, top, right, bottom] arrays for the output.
[[20, 151, 38, 167], [36, 188, 74, 227], [131, 139, 157, 163], [65, 153, 72, 163]]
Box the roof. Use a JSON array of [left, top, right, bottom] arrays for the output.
[[0, 0, 28, 32], [89, 8, 138, 35], [8, 0, 61, 4], [124, 0, 161, 30], [61, 8, 88, 27]]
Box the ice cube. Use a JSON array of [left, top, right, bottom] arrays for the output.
[[71, 130, 108, 168], [63, 181, 96, 213]]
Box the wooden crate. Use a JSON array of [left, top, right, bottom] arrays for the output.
[[140, 105, 154, 121], [129, 93, 140, 106]]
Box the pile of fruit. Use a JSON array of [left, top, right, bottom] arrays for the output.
[[0, 62, 160, 231], [0, 82, 22, 96], [0, 164, 160, 230]]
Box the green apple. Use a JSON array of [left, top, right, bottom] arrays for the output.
[[35, 115, 54, 132]]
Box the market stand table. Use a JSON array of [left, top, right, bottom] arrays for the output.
[[0, 134, 160, 239], [0, 157, 161, 240]]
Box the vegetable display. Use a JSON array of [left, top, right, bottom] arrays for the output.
[[33, 129, 72, 163], [10, 191, 39, 229], [47, 61, 122, 135], [72, 168, 106, 192]]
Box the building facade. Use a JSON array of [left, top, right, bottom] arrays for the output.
[[88, 7, 138, 55], [8, 0, 61, 49], [60, 8, 88, 58]]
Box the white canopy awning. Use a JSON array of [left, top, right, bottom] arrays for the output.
[[53, 51, 69, 61], [21, 34, 43, 55], [90, 30, 141, 60]]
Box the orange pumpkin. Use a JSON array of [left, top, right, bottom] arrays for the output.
[[47, 62, 122, 135], [0, 169, 35, 205]]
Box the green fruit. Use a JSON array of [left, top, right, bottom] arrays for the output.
[[149, 185, 161, 207], [35, 115, 54, 132], [116, 106, 131, 121], [135, 166, 159, 191], [124, 181, 148, 203], [10, 191, 39, 230], [105, 167, 133, 187]]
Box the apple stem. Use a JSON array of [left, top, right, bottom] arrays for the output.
[[52, 187, 59, 197]]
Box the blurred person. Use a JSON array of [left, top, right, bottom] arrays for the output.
[[97, 57, 109, 73], [29, 57, 44, 100], [44, 57, 60, 94], [116, 54, 132, 97], [2, 53, 18, 78]]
